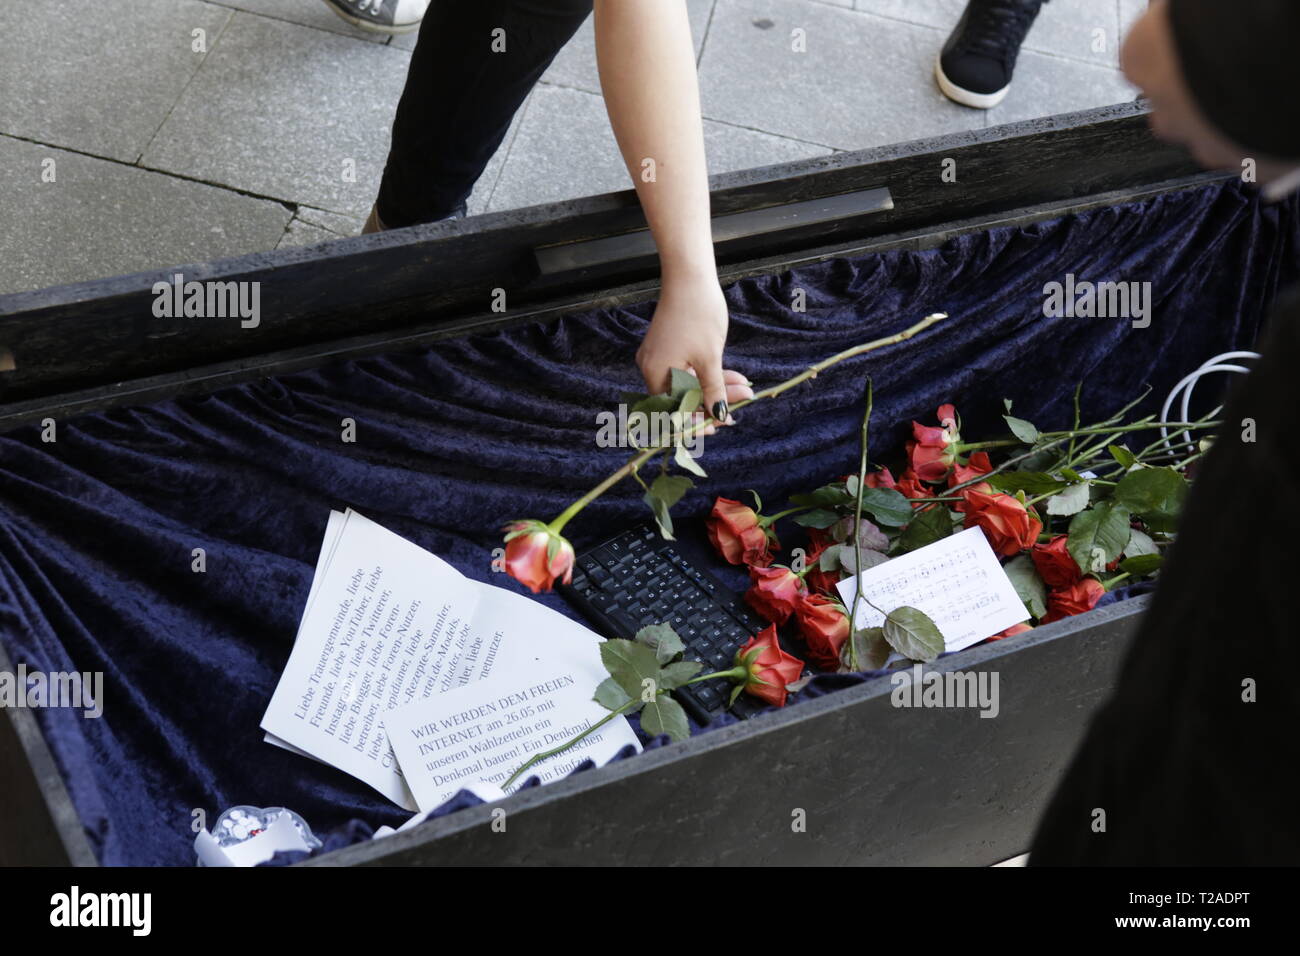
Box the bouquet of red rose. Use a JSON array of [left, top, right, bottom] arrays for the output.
[[707, 388, 1212, 674]]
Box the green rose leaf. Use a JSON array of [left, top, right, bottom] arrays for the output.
[[1004, 554, 1048, 619], [593, 676, 641, 714], [1004, 415, 1041, 444], [640, 694, 691, 742], [791, 484, 853, 510], [676, 387, 702, 417], [898, 504, 954, 552], [1067, 500, 1132, 575], [986, 472, 1068, 496], [674, 441, 706, 478], [792, 508, 841, 529], [669, 367, 700, 400], [1046, 481, 1091, 517], [818, 545, 843, 572], [599, 639, 663, 700], [837, 545, 890, 574], [627, 394, 677, 419], [635, 623, 685, 664], [832, 515, 891, 552], [643, 473, 694, 540], [657, 660, 705, 690], [1124, 527, 1159, 558], [1113, 466, 1187, 532], [860, 488, 915, 528], [1109, 444, 1138, 470], [883, 606, 945, 663], [1120, 553, 1164, 577], [842, 626, 891, 672]]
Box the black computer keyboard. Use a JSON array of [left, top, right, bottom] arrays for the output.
[[561, 523, 791, 723]]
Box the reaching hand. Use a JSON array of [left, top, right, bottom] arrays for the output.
[[636, 273, 754, 421]]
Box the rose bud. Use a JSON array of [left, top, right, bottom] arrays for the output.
[[705, 496, 776, 568], [988, 622, 1034, 641], [960, 489, 1043, 557], [906, 403, 962, 482], [502, 519, 575, 594], [735, 626, 805, 707], [1030, 535, 1082, 589], [1041, 578, 1106, 624], [793, 593, 850, 671], [744, 564, 807, 625]]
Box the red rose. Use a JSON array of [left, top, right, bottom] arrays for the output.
[[906, 439, 956, 484], [988, 622, 1034, 641], [864, 468, 897, 490], [807, 526, 834, 550], [907, 404, 962, 482], [1041, 578, 1106, 624], [895, 468, 933, 502], [960, 489, 1043, 557], [801, 536, 842, 595], [502, 521, 575, 593], [793, 593, 850, 671], [1030, 535, 1081, 589], [744, 564, 807, 625], [949, 451, 993, 488], [736, 626, 805, 707], [705, 497, 775, 568]]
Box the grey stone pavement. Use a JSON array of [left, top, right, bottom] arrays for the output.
[[0, 0, 1146, 295]]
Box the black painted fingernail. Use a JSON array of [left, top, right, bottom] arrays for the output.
[[711, 400, 728, 422]]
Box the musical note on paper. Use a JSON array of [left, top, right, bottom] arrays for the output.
[[836, 527, 1030, 652]]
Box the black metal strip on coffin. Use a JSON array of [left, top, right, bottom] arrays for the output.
[[534, 187, 894, 275]]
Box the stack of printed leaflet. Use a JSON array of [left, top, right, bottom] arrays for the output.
[[261, 510, 639, 814]]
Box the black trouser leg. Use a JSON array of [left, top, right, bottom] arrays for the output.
[[376, 0, 594, 228]]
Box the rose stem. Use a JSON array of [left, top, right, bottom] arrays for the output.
[[547, 312, 950, 533]]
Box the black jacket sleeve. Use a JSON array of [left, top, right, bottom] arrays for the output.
[[1030, 289, 1300, 864]]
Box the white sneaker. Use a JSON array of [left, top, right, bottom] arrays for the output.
[[320, 0, 430, 36]]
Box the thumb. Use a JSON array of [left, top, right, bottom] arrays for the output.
[[696, 358, 732, 424]]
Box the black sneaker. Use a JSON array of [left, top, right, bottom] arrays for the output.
[[936, 0, 1046, 109], [320, 0, 429, 36]]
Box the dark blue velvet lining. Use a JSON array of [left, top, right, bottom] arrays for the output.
[[1, 179, 1295, 866]]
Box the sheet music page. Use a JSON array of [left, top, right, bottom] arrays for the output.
[[835, 527, 1029, 652]]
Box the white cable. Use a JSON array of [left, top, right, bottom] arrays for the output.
[[1158, 351, 1260, 453]]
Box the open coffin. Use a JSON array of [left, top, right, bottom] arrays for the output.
[[1, 104, 1297, 866]]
